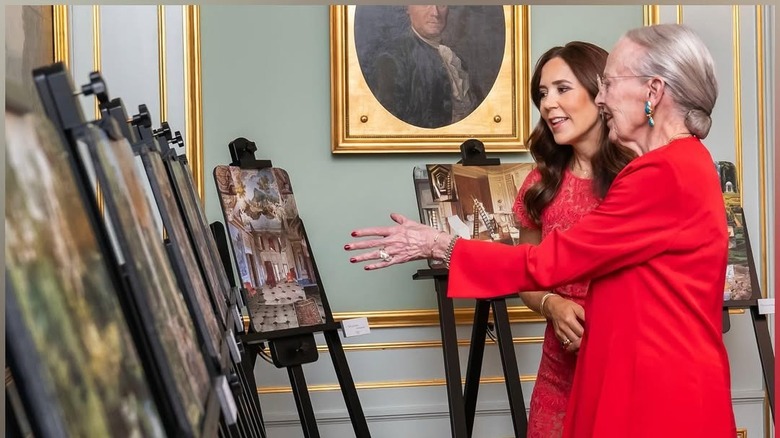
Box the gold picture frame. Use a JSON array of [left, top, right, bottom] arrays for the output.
[[330, 5, 530, 154]]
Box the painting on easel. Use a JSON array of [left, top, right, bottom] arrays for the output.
[[717, 161, 761, 304], [214, 165, 332, 335], [412, 162, 535, 267]]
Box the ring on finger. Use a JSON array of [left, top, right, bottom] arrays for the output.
[[561, 337, 571, 347], [378, 247, 393, 262]]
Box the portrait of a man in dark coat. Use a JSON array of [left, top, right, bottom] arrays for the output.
[[355, 6, 505, 129]]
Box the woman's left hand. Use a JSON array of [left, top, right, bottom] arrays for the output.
[[345, 213, 446, 270]]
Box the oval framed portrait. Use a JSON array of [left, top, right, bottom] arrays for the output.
[[330, 5, 530, 154], [354, 6, 505, 129]]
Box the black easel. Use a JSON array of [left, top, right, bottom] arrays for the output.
[[413, 139, 528, 438], [219, 137, 370, 438], [33, 63, 221, 437], [722, 207, 774, 419], [150, 124, 269, 438]]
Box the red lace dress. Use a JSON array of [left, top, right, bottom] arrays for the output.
[[512, 168, 600, 438]]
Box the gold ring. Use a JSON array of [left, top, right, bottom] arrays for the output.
[[561, 338, 571, 347]]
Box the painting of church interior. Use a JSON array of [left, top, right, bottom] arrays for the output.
[[214, 166, 326, 334]]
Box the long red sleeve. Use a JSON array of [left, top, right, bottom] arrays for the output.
[[447, 156, 685, 299]]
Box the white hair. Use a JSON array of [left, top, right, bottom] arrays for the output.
[[623, 24, 718, 139]]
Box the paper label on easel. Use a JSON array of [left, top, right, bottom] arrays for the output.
[[757, 298, 775, 315], [216, 375, 238, 425], [226, 329, 241, 364], [341, 317, 370, 337]]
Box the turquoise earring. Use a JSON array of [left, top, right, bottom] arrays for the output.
[[645, 100, 655, 127]]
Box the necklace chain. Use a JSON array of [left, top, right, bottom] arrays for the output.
[[571, 159, 590, 177]]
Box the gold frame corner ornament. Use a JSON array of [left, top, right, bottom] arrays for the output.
[[329, 5, 531, 154]]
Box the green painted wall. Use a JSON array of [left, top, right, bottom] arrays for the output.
[[200, 5, 642, 312]]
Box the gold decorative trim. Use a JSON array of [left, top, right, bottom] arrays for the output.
[[243, 306, 542, 331], [334, 306, 543, 328], [643, 5, 660, 26], [157, 5, 168, 123], [247, 306, 747, 331], [53, 6, 69, 66], [755, 5, 767, 297], [92, 6, 104, 212], [257, 375, 536, 394], [519, 6, 531, 152], [675, 5, 683, 24], [737, 427, 747, 438], [316, 336, 544, 353], [183, 5, 204, 201], [92, 5, 101, 119], [732, 5, 743, 206]]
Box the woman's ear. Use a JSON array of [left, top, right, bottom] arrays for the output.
[[647, 77, 665, 106]]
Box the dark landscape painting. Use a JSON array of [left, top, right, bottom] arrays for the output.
[[5, 109, 164, 436], [84, 125, 210, 428], [145, 151, 223, 354]]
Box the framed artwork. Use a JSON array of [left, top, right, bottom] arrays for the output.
[[413, 163, 535, 267], [139, 147, 224, 363], [716, 161, 761, 305], [177, 157, 236, 321], [214, 165, 334, 337], [30, 60, 221, 437], [166, 156, 231, 329], [722, 205, 762, 305], [5, 98, 165, 437], [79, 125, 212, 433], [330, 5, 530, 153]]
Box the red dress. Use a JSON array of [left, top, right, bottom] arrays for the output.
[[512, 168, 600, 438], [447, 137, 736, 437]]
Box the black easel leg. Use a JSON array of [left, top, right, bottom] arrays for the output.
[[288, 365, 320, 438], [434, 277, 469, 438], [237, 362, 266, 438], [242, 342, 267, 435], [492, 300, 528, 437], [324, 329, 371, 437], [464, 300, 491, 436], [750, 306, 775, 418]]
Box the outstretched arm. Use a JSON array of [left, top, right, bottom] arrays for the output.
[[447, 158, 684, 299]]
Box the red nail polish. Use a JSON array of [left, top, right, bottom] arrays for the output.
[[351, 231, 358, 237], [344, 244, 350, 250], [364, 266, 370, 270], [350, 258, 356, 263]]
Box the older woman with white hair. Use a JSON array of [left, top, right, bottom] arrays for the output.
[[346, 24, 735, 437]]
